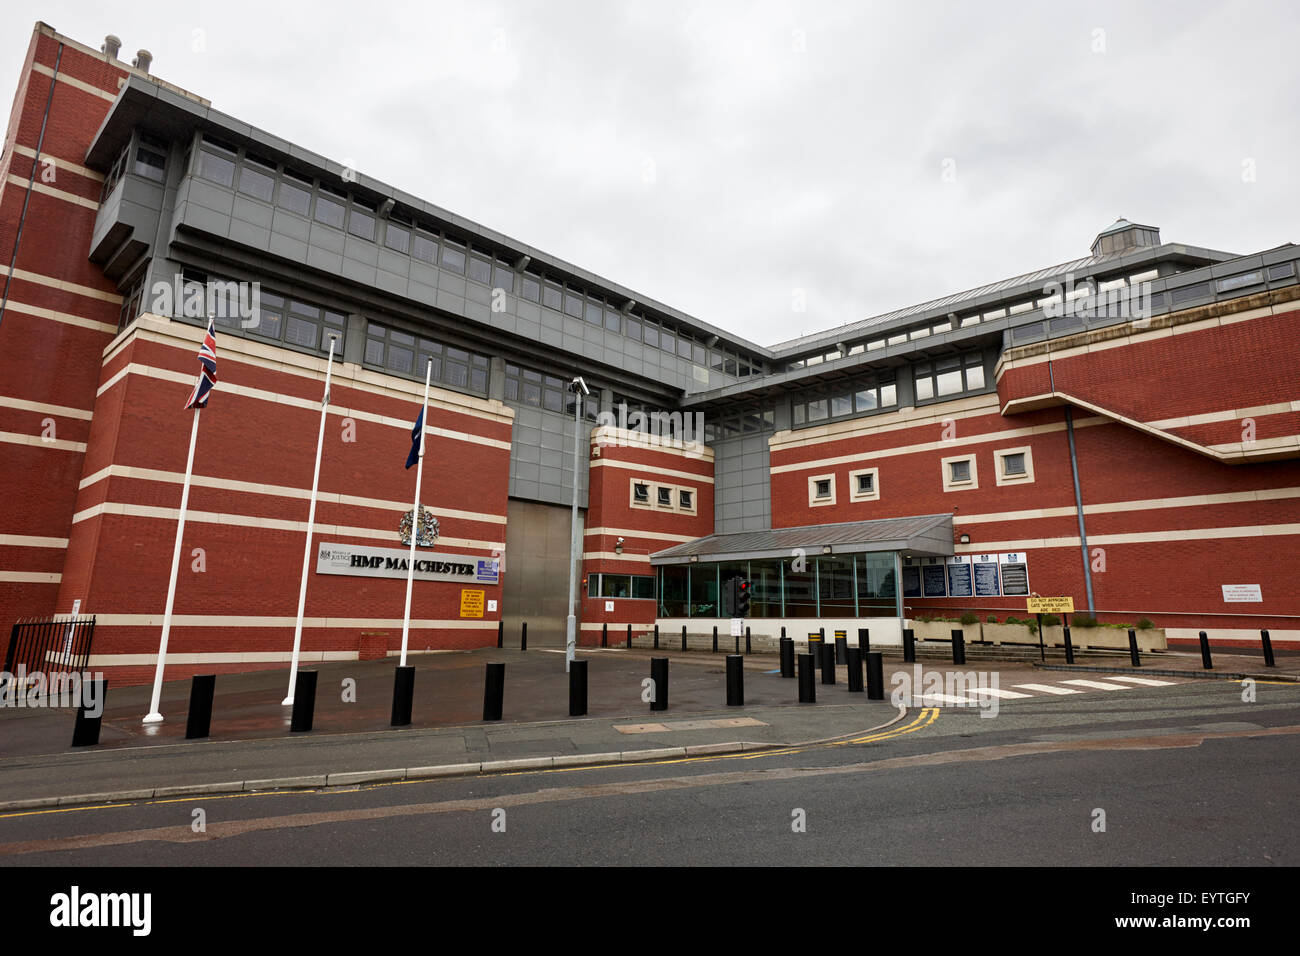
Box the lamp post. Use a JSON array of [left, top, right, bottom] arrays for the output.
[[564, 376, 589, 673]]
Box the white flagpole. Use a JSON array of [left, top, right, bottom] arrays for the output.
[[400, 359, 434, 666], [283, 335, 337, 706], [143, 405, 202, 724]]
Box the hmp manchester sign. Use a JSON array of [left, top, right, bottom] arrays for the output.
[[316, 543, 500, 584]]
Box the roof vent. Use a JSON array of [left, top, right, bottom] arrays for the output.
[[101, 35, 121, 59], [1091, 218, 1161, 257], [133, 49, 152, 74]]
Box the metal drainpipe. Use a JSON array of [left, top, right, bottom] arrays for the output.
[[1059, 360, 1097, 614], [0, 42, 64, 332]]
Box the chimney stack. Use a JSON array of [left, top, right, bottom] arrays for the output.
[[101, 35, 121, 59], [133, 49, 152, 74]]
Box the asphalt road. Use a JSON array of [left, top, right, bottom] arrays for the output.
[[1, 676, 1295, 867]]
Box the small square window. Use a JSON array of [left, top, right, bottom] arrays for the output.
[[942, 454, 979, 492], [849, 467, 879, 502], [815, 479, 831, 497], [950, 461, 971, 483], [633, 482, 649, 503], [1003, 453, 1025, 476], [808, 473, 837, 506], [657, 486, 673, 507], [857, 473, 873, 493], [995, 446, 1034, 486], [679, 490, 693, 511]]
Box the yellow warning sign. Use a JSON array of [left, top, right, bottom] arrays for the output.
[[460, 589, 485, 618], [1026, 596, 1074, 614]]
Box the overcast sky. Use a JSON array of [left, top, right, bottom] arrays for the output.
[[4, 1, 1295, 347]]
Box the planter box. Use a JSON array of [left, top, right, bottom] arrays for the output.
[[978, 622, 1039, 646], [907, 620, 968, 642], [1049, 626, 1166, 652]]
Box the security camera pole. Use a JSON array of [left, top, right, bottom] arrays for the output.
[[564, 376, 589, 673]]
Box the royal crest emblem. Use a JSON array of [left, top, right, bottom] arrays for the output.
[[398, 506, 439, 548]]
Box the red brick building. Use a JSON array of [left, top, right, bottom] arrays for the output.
[[1, 23, 1297, 688]]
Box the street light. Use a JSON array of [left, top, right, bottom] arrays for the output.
[[564, 376, 589, 673]]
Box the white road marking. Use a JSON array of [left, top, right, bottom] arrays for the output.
[[1062, 679, 1132, 690], [1013, 683, 1082, 695], [963, 687, 1033, 699], [1104, 675, 1177, 686], [916, 693, 979, 705]]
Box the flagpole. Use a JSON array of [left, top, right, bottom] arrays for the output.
[[283, 336, 337, 706], [143, 405, 202, 724], [400, 359, 433, 667]]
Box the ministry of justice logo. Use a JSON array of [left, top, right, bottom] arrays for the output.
[[398, 507, 439, 547]]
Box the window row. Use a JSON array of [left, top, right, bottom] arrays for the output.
[[914, 351, 986, 401], [100, 133, 169, 202], [178, 268, 345, 360], [792, 377, 898, 427], [365, 322, 489, 393], [193, 135, 761, 380], [630, 478, 697, 515], [806, 446, 1033, 506], [704, 404, 776, 441], [504, 363, 602, 419], [586, 574, 657, 601]]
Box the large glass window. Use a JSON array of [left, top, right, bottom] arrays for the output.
[[277, 171, 312, 216], [818, 556, 856, 616], [196, 144, 235, 187], [914, 351, 986, 402], [660, 566, 688, 618], [688, 565, 717, 618], [313, 187, 346, 229], [237, 155, 275, 201]]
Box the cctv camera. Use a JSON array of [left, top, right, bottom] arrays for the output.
[[616, 536, 625, 545], [570, 376, 590, 396]]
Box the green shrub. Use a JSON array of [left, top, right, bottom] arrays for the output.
[[1042, 613, 1061, 627], [986, 615, 998, 624], [1136, 618, 1155, 630], [959, 612, 980, 626], [1071, 614, 1099, 628]]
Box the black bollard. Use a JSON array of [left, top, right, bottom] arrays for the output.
[[820, 641, 836, 685], [391, 666, 415, 727], [797, 653, 816, 703], [681, 625, 687, 652], [627, 623, 633, 649], [602, 622, 608, 648], [650, 657, 669, 711], [866, 652, 884, 700], [835, 630, 848, 664], [1063, 625, 1075, 664], [290, 670, 318, 732], [1261, 630, 1275, 668], [745, 626, 752, 655], [653, 624, 659, 649], [781, 625, 787, 641], [808, 633, 822, 665], [521, 621, 527, 651], [858, 627, 870, 655], [952, 629, 966, 666], [1128, 629, 1141, 667], [734, 628, 740, 656], [846, 647, 864, 692], [726, 654, 744, 706], [1199, 631, 1213, 670], [569, 659, 588, 716], [903, 628, 916, 663], [483, 662, 505, 721], [185, 674, 216, 740], [497, 620, 504, 648], [779, 637, 795, 678], [70, 677, 108, 747], [712, 624, 718, 653]]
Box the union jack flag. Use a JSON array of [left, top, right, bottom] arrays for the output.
[[184, 318, 218, 410]]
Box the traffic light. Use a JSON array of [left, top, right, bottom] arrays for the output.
[[736, 577, 751, 617]]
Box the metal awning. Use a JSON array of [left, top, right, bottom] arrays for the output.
[[650, 514, 954, 565]]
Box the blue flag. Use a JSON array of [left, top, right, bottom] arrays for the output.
[[405, 407, 424, 469]]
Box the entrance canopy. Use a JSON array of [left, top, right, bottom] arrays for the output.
[[649, 514, 955, 566]]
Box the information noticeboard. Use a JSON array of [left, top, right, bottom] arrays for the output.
[[902, 563, 922, 597], [921, 559, 948, 598], [973, 554, 1001, 597], [998, 553, 1030, 597], [946, 555, 973, 598]]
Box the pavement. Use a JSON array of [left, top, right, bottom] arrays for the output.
[[0, 641, 1293, 812]]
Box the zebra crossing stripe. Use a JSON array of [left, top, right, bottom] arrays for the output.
[[1062, 679, 1132, 690], [963, 687, 1033, 699], [1104, 676, 1176, 686], [1013, 683, 1082, 695], [917, 693, 979, 705]]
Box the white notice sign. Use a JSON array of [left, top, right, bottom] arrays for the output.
[[1221, 584, 1262, 603], [730, 618, 742, 637]]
